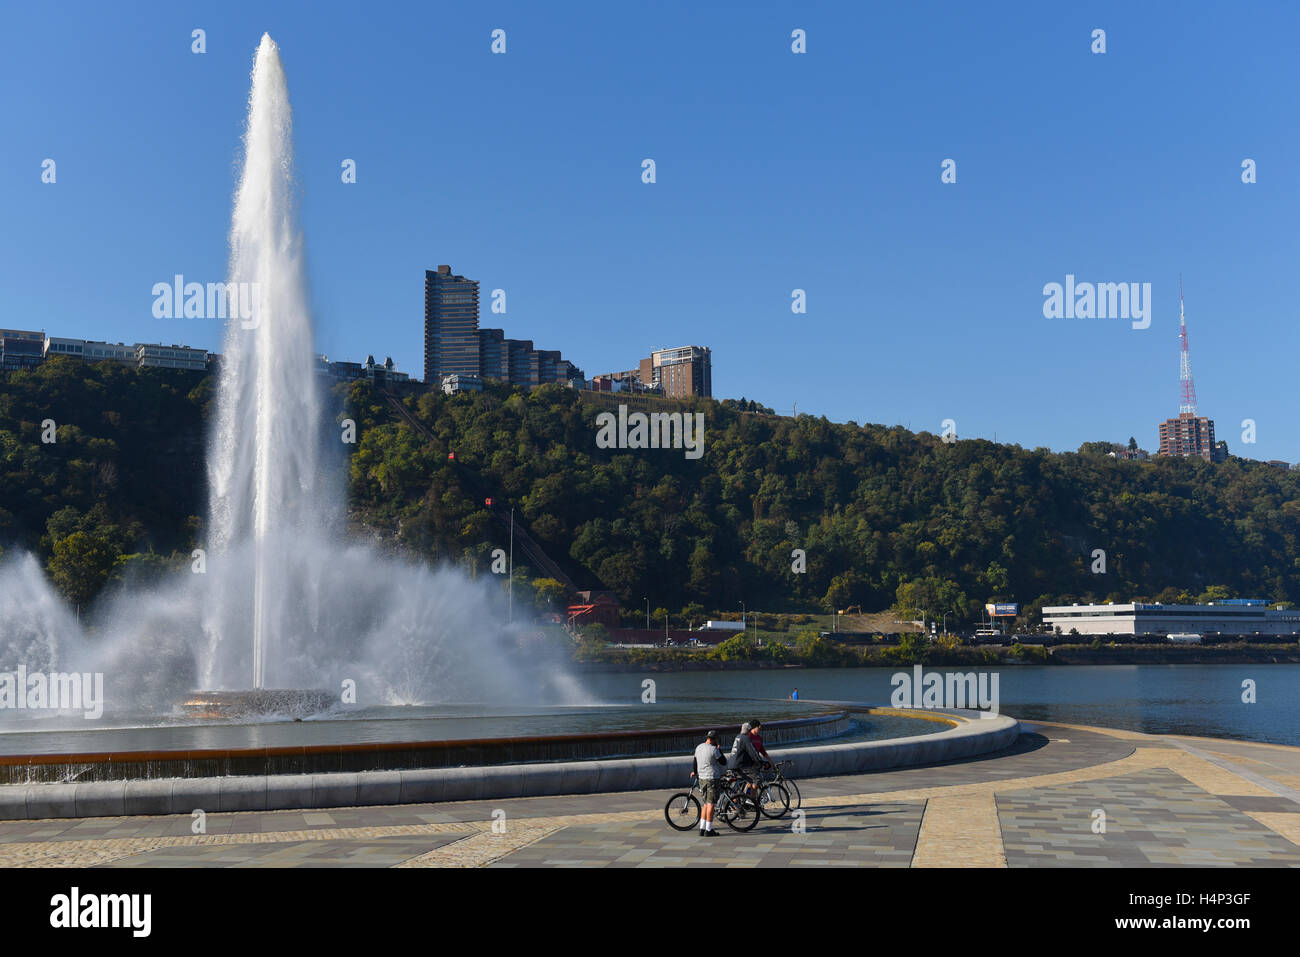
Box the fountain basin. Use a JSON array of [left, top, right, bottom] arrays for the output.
[[0, 706, 1019, 819], [0, 711, 856, 784]]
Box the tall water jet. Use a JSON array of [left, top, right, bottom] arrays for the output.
[[206, 34, 321, 690], [0, 34, 584, 723]]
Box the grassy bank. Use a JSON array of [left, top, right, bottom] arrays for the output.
[[571, 633, 1300, 670]]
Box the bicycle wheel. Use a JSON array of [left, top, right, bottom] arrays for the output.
[[758, 782, 790, 819], [781, 777, 802, 810], [719, 786, 760, 832], [664, 792, 701, 831]]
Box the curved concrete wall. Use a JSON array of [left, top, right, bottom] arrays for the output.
[[0, 708, 1019, 820], [0, 711, 852, 785]]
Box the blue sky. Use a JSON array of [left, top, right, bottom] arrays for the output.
[[3, 1, 1297, 460]]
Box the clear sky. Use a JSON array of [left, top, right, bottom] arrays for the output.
[[3, 1, 1297, 460]]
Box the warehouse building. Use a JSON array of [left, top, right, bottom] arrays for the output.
[[1043, 599, 1300, 637]]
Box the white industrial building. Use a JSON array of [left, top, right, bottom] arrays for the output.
[[1043, 600, 1300, 637], [135, 343, 208, 370], [44, 337, 207, 370]]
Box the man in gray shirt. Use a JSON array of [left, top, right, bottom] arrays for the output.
[[691, 731, 726, 836]]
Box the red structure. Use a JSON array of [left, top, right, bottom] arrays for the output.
[[1177, 276, 1198, 416], [567, 590, 621, 630], [1158, 277, 1220, 462]]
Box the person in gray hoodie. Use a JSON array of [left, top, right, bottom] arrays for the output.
[[729, 721, 764, 802]]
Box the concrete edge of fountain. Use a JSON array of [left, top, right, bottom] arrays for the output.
[[0, 707, 1019, 820], [0, 710, 854, 785]]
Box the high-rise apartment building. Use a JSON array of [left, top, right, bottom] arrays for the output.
[[638, 345, 711, 398], [424, 265, 481, 383], [507, 338, 536, 388], [423, 265, 583, 387], [478, 328, 510, 380], [1158, 413, 1218, 462]]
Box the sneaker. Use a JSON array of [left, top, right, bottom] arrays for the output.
[[705, 830, 720, 837]]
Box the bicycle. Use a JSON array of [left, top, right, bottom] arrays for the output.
[[663, 771, 760, 832], [741, 764, 790, 819], [762, 760, 801, 811], [664, 777, 703, 831]]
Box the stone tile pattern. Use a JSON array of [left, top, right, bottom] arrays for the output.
[[998, 768, 1300, 867], [490, 803, 923, 868], [0, 724, 1298, 868]]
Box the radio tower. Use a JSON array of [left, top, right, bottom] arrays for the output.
[[1178, 275, 1198, 416]]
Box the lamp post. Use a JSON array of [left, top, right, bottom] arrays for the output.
[[739, 600, 746, 637], [645, 598, 649, 632]]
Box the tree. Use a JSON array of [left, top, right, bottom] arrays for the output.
[[531, 577, 568, 611], [1195, 585, 1231, 604], [982, 562, 1010, 598], [47, 531, 121, 606], [824, 573, 862, 612]]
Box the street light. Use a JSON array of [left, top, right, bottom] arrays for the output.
[[645, 598, 650, 632], [739, 600, 746, 636]]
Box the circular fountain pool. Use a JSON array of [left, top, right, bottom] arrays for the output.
[[0, 699, 951, 784]]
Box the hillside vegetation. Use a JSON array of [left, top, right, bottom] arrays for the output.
[[3, 361, 1299, 628]]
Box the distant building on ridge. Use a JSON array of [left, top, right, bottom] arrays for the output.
[[423, 265, 583, 388]]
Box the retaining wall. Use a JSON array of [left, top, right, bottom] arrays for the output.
[[0, 706, 1019, 820]]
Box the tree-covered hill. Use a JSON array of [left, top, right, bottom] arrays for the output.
[[0, 359, 210, 600], [4, 361, 1299, 628], [345, 379, 1300, 627]]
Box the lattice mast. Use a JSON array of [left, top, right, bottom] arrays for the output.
[[1178, 275, 1198, 416]]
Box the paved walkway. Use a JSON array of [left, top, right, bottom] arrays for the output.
[[2, 721, 1299, 867]]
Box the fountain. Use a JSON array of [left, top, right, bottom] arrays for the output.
[[197, 33, 331, 711], [0, 38, 1011, 819], [0, 35, 582, 723]]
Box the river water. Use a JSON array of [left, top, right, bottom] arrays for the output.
[[0, 663, 1292, 755], [579, 664, 1300, 746]]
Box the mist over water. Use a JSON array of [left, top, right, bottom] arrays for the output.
[[0, 35, 582, 724]]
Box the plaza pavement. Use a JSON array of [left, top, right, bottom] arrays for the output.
[[2, 721, 1299, 868]]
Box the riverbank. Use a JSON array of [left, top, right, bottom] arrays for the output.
[[573, 639, 1300, 671]]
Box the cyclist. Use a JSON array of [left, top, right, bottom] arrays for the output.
[[691, 730, 726, 837], [749, 719, 775, 771], [729, 721, 764, 801]]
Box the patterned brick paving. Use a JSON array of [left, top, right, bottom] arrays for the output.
[[0, 722, 1297, 867]]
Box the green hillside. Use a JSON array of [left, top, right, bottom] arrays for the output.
[[3, 359, 1299, 628]]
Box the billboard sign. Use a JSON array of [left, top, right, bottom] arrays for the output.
[[985, 602, 1019, 617]]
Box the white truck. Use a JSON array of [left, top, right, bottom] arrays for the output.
[[700, 620, 746, 632]]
